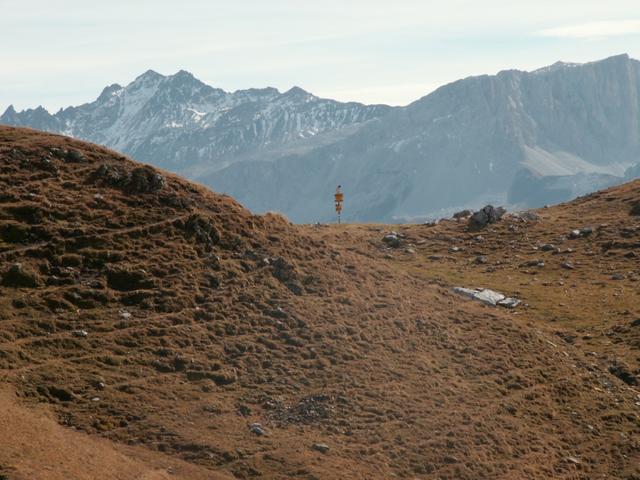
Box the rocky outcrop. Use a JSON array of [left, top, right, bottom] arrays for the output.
[[468, 205, 506, 231]]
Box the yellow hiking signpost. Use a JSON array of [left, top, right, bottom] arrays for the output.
[[334, 185, 344, 224]]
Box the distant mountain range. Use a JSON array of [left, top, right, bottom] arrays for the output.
[[3, 54, 640, 222]]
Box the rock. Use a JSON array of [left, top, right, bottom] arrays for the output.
[[539, 243, 556, 252], [249, 423, 266, 436], [93, 163, 125, 186], [474, 255, 488, 264], [521, 260, 544, 268], [473, 289, 505, 306], [449, 246, 462, 253], [498, 297, 521, 309], [468, 205, 506, 231], [1, 263, 42, 288], [92, 164, 165, 193], [631, 201, 640, 216], [382, 233, 401, 248], [453, 286, 520, 308], [560, 262, 575, 270], [569, 227, 593, 239], [72, 329, 89, 338], [518, 210, 540, 222], [184, 214, 220, 246], [452, 287, 478, 299], [611, 273, 625, 280], [312, 443, 330, 454], [65, 149, 86, 163], [126, 167, 165, 194], [452, 209, 472, 219]]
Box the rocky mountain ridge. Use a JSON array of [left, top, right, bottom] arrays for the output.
[[1, 70, 390, 176], [3, 54, 640, 222]]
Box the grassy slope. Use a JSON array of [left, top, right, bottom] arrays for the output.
[[0, 126, 639, 479]]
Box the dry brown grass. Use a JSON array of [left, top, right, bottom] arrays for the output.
[[0, 126, 639, 479]]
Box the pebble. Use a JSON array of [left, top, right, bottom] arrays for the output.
[[249, 423, 266, 436], [312, 443, 330, 454]]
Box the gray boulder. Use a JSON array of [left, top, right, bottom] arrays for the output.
[[468, 205, 506, 231]]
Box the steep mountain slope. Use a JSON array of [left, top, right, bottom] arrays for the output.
[[0, 71, 390, 175], [1, 127, 639, 479], [207, 54, 640, 222]]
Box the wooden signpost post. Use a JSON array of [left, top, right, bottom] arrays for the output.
[[334, 185, 344, 224]]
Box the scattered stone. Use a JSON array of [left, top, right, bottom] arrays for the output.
[[382, 232, 401, 248], [249, 423, 266, 436], [452, 287, 477, 299], [611, 273, 625, 281], [565, 456, 581, 465], [474, 255, 488, 264], [569, 227, 593, 239], [468, 205, 506, 231], [539, 243, 556, 252], [449, 246, 462, 253], [560, 262, 575, 270], [452, 209, 472, 220], [264, 394, 333, 426], [1, 263, 42, 288], [72, 329, 89, 338], [312, 443, 330, 454], [521, 259, 544, 268], [65, 149, 86, 163], [473, 289, 505, 306], [498, 297, 521, 309], [518, 210, 540, 222], [126, 166, 165, 194], [453, 287, 520, 308]]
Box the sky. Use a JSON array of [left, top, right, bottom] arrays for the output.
[[1, 0, 640, 111]]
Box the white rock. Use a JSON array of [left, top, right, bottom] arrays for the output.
[[452, 287, 478, 299], [498, 297, 521, 309], [473, 289, 505, 306]]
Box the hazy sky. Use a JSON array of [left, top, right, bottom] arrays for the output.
[[2, 0, 640, 111]]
